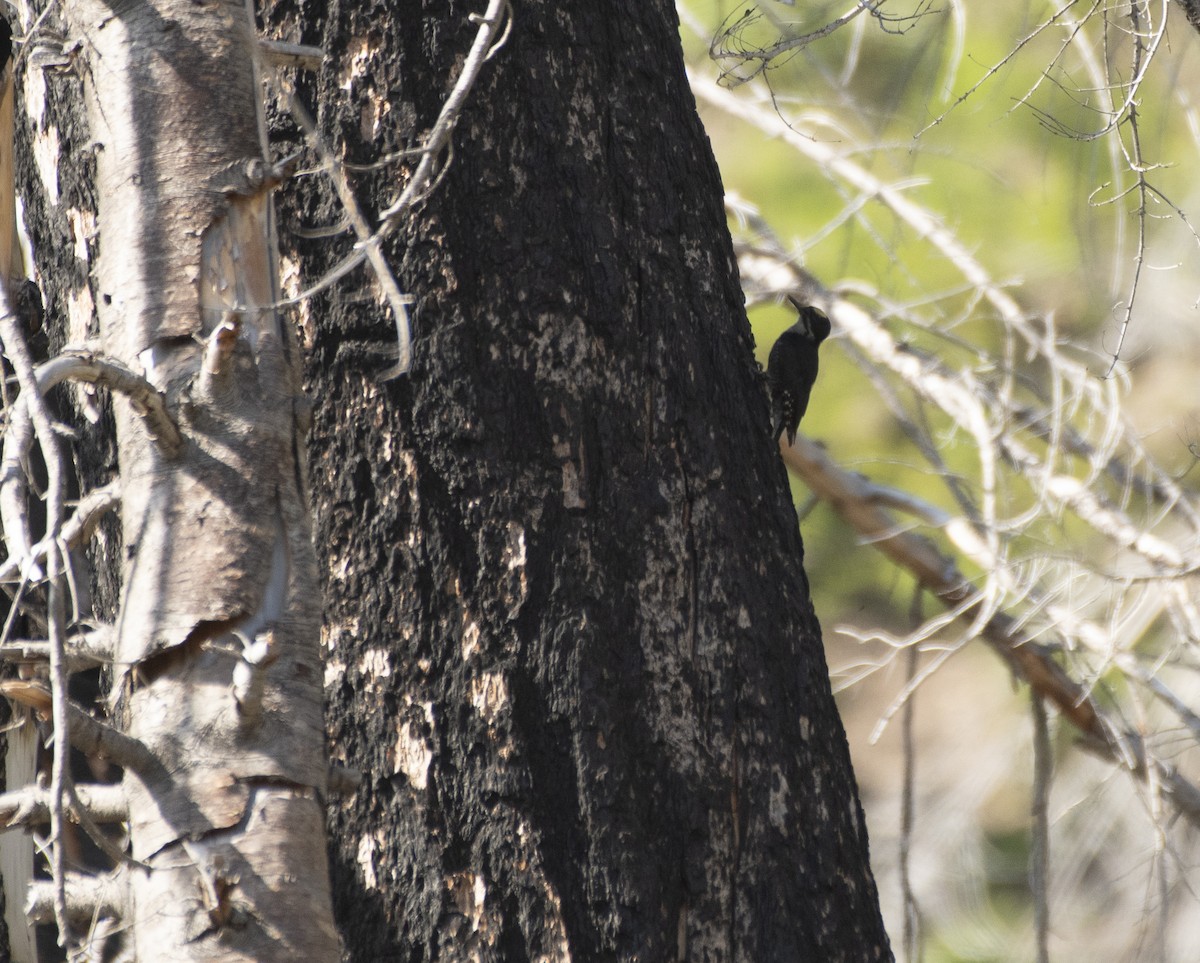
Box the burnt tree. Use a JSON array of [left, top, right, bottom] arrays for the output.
[[264, 0, 892, 959]]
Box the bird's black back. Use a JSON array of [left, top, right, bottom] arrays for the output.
[[768, 304, 831, 444], [769, 333, 819, 432]]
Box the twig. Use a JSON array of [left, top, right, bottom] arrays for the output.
[[0, 277, 72, 947], [371, 0, 511, 373], [1030, 694, 1051, 963], [0, 481, 119, 584], [265, 65, 416, 379], [26, 870, 127, 927], [709, 2, 883, 87], [379, 0, 511, 225], [67, 782, 147, 870], [47, 566, 71, 946], [900, 591, 922, 963], [1, 346, 177, 582], [231, 627, 277, 728], [272, 0, 511, 375], [258, 38, 323, 71], [48, 351, 182, 456], [0, 681, 156, 776]]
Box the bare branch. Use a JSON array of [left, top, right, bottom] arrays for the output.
[[0, 784, 127, 831], [379, 0, 511, 225], [0, 345, 177, 582], [231, 627, 278, 729], [780, 434, 1200, 829], [708, 2, 885, 87], [265, 65, 416, 381], [899, 617, 922, 962], [0, 681, 156, 776], [0, 624, 114, 669], [0, 273, 74, 947], [268, 0, 510, 376], [26, 870, 128, 927], [48, 351, 183, 457], [0, 482, 119, 585], [258, 38, 323, 72], [1031, 694, 1051, 963]]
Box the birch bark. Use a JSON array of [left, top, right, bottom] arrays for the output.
[[55, 1, 337, 957]]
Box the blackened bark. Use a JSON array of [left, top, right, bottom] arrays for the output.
[[1178, 0, 1200, 34], [13, 13, 120, 620], [266, 1, 891, 959]]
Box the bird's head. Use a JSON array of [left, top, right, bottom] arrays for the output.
[[786, 296, 831, 343]]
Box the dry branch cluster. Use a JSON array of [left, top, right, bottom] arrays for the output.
[[733, 204, 1200, 821], [691, 1, 1200, 959]]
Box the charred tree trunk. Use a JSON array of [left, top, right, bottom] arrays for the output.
[[265, 0, 891, 959]]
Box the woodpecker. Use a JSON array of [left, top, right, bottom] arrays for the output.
[[768, 296, 831, 446]]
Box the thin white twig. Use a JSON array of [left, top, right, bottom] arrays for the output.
[[0, 278, 71, 949], [379, 0, 511, 225], [267, 0, 511, 375], [266, 64, 416, 379], [899, 597, 923, 963], [0, 482, 119, 584], [1031, 694, 1051, 963]]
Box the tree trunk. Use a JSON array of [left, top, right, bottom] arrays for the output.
[[265, 0, 892, 959], [3, 1, 338, 958]]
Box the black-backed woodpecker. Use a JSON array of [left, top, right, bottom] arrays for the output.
[[768, 297, 831, 446]]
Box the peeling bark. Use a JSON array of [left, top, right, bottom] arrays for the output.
[[11, 0, 341, 957], [4, 0, 891, 957]]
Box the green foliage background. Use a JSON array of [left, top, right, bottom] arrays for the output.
[[680, 2, 1200, 960]]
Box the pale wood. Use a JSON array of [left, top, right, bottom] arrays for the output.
[[58, 1, 337, 957]]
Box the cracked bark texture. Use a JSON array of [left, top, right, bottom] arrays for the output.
[[264, 0, 892, 960]]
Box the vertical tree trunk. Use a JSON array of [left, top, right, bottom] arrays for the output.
[[266, 1, 891, 959], [5, 8, 104, 957], [4, 1, 338, 957]]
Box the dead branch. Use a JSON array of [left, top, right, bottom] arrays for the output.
[[0, 623, 114, 669], [0, 783, 127, 831], [258, 38, 323, 71], [266, 65, 414, 380], [0, 345, 176, 582], [277, 0, 511, 375], [231, 628, 278, 728], [781, 435, 1200, 829], [26, 870, 128, 926], [0, 681, 156, 776], [0, 481, 119, 585]]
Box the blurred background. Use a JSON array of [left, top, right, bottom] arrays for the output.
[[678, 2, 1200, 960]]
